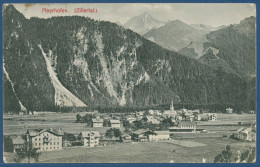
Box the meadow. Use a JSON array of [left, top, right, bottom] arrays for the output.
[[3, 112, 256, 163], [3, 112, 123, 136], [25, 137, 255, 163]]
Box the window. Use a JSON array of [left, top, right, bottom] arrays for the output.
[[54, 142, 55, 145], [39, 143, 41, 146], [50, 142, 52, 145], [54, 147, 55, 149], [39, 138, 41, 141], [57, 142, 59, 145], [35, 138, 37, 141], [35, 143, 37, 146]]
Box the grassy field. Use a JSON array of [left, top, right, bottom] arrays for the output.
[[4, 137, 255, 163], [3, 112, 124, 135], [3, 113, 256, 163], [3, 113, 256, 136]]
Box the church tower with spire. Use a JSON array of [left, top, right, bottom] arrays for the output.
[[170, 100, 174, 111]]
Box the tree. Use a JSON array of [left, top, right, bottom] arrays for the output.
[[105, 128, 122, 141], [214, 145, 232, 163], [76, 114, 82, 123], [15, 142, 41, 163], [103, 119, 111, 127], [3, 136, 13, 152], [162, 118, 175, 126], [105, 129, 114, 140], [133, 120, 144, 129], [237, 147, 256, 163], [141, 117, 148, 122], [122, 119, 131, 128], [113, 128, 122, 140], [63, 133, 76, 143]]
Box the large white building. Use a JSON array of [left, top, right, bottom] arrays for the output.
[[236, 127, 256, 142], [169, 126, 196, 133], [92, 118, 103, 127], [26, 128, 64, 152], [80, 131, 100, 147], [110, 120, 121, 128]]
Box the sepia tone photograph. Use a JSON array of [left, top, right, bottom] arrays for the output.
[[2, 3, 257, 163]]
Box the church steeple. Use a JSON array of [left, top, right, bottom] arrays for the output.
[[170, 101, 174, 111]]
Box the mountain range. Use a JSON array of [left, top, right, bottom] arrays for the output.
[[124, 13, 164, 35], [138, 15, 256, 77], [3, 5, 256, 113]]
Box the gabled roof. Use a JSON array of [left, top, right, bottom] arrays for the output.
[[81, 131, 100, 138], [241, 128, 251, 133], [236, 127, 245, 133], [154, 131, 170, 135], [110, 120, 120, 124], [26, 128, 64, 137], [226, 107, 233, 111], [12, 136, 25, 145], [133, 129, 149, 135], [92, 118, 103, 123], [121, 134, 131, 137]]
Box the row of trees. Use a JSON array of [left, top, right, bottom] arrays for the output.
[[105, 128, 122, 140], [76, 114, 94, 126], [122, 117, 176, 133]]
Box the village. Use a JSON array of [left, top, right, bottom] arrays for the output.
[[3, 102, 256, 163]]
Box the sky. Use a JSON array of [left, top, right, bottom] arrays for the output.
[[13, 3, 256, 27]]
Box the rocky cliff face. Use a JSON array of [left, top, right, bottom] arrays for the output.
[[3, 5, 256, 112]]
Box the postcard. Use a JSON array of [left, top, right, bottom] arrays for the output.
[[2, 3, 257, 163]]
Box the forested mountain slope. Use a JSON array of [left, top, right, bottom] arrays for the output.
[[3, 5, 256, 112]]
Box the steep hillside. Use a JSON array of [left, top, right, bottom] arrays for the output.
[[124, 13, 164, 35], [200, 17, 256, 77], [143, 20, 208, 57], [144, 16, 256, 77], [3, 5, 256, 112]]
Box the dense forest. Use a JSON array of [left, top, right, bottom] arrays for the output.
[[3, 5, 256, 113]]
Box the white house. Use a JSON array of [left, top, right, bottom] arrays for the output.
[[80, 131, 100, 147], [148, 110, 154, 115], [127, 117, 136, 123], [135, 111, 145, 117], [236, 128, 256, 142], [207, 114, 217, 121], [92, 118, 103, 127], [146, 116, 160, 124], [226, 107, 233, 114], [154, 131, 170, 140], [26, 128, 64, 152], [110, 120, 121, 128]]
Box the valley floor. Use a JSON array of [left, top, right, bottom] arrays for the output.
[[3, 113, 256, 163], [4, 137, 255, 163]]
